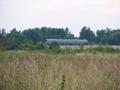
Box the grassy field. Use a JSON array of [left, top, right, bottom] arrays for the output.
[[0, 51, 120, 90]]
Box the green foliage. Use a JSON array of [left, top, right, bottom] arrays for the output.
[[79, 26, 95, 42], [21, 41, 37, 51], [49, 42, 61, 53], [1, 26, 120, 51], [86, 45, 120, 53], [49, 42, 60, 49], [22, 28, 41, 43], [0, 28, 6, 50], [36, 42, 47, 50], [0, 27, 75, 50], [5, 28, 24, 50], [60, 47, 82, 54], [96, 28, 120, 45], [22, 27, 75, 43]]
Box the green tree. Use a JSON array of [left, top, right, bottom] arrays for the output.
[[64, 28, 75, 39], [110, 30, 120, 45], [5, 28, 24, 50], [79, 26, 95, 42], [96, 28, 112, 44], [0, 28, 6, 50], [22, 28, 41, 44]]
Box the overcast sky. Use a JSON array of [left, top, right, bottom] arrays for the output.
[[0, 0, 120, 36]]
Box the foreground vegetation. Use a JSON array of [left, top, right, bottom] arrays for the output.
[[0, 51, 120, 90]]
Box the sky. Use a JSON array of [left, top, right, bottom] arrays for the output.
[[0, 0, 120, 36]]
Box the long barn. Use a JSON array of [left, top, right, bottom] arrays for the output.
[[46, 39, 89, 45]]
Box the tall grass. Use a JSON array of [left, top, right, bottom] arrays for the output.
[[0, 51, 120, 90]]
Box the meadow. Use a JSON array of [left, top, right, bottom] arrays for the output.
[[0, 51, 120, 90]]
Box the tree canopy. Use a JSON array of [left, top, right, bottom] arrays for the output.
[[0, 26, 120, 50], [0, 27, 75, 50], [79, 26, 95, 42]]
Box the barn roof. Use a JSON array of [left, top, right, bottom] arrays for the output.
[[46, 39, 88, 45]]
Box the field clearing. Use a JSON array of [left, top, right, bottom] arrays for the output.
[[0, 51, 120, 90]]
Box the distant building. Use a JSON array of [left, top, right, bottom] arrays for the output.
[[46, 39, 89, 45]]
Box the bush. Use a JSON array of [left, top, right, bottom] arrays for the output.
[[49, 42, 61, 53], [36, 42, 47, 50], [86, 45, 120, 53], [49, 42, 60, 49], [20, 41, 37, 51]]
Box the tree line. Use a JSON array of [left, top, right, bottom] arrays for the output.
[[0, 26, 120, 50]]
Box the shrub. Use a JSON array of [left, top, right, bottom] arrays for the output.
[[36, 42, 47, 50], [20, 41, 37, 51], [86, 45, 120, 53], [49, 42, 60, 49], [49, 42, 61, 53]]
